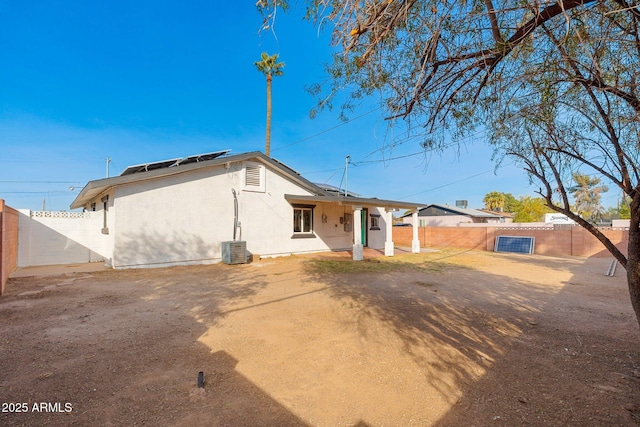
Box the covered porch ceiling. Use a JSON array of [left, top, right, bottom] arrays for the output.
[[284, 194, 424, 211]]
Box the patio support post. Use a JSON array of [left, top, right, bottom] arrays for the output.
[[353, 206, 363, 261], [412, 209, 420, 254], [384, 208, 394, 256]]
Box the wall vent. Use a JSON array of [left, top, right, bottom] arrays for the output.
[[243, 162, 265, 192], [245, 165, 261, 186], [221, 241, 247, 264]]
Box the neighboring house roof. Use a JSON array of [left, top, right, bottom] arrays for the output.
[[402, 203, 503, 219], [70, 151, 422, 210]]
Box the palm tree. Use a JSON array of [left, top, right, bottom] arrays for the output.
[[254, 52, 285, 157], [570, 172, 608, 222], [483, 191, 506, 212]]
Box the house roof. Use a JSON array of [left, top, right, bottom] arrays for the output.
[[119, 149, 230, 176], [70, 151, 326, 209], [70, 151, 423, 210], [402, 203, 503, 218], [314, 183, 362, 198]]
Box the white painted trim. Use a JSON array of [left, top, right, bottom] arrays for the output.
[[384, 209, 394, 256], [242, 161, 266, 193], [353, 206, 363, 260], [412, 210, 420, 253]]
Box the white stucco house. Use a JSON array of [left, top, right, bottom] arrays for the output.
[[70, 151, 423, 268]]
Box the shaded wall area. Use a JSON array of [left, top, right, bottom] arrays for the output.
[[0, 199, 19, 295], [393, 225, 628, 258], [17, 210, 106, 267]]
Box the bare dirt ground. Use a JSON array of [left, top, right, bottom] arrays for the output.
[[1, 249, 639, 426]]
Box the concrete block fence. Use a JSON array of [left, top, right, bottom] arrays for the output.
[[392, 225, 628, 258]]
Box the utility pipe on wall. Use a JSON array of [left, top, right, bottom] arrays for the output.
[[231, 189, 238, 241]]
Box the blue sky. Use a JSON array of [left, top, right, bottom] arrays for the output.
[[0, 1, 573, 212]]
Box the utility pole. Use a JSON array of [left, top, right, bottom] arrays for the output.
[[345, 155, 350, 197], [106, 157, 111, 178]]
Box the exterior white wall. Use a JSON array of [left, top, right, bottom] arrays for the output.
[[111, 165, 238, 268], [235, 166, 354, 258], [366, 207, 386, 250], [17, 210, 107, 267]]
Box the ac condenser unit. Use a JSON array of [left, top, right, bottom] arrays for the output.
[[221, 241, 247, 265]]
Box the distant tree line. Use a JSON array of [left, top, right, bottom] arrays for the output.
[[483, 191, 553, 223], [484, 173, 628, 223]]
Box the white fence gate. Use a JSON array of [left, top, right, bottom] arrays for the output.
[[18, 210, 106, 267]]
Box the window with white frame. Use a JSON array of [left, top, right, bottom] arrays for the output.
[[292, 204, 314, 237]]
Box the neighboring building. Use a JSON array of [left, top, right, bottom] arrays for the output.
[[401, 203, 504, 226], [477, 209, 514, 223], [544, 213, 577, 225], [70, 151, 423, 268], [612, 219, 631, 228]]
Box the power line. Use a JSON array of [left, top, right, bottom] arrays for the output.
[[1, 191, 50, 194], [0, 180, 83, 184], [271, 107, 381, 152], [0, 157, 105, 163], [300, 139, 466, 177], [397, 169, 497, 200]]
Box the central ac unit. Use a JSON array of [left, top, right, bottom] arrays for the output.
[[221, 241, 247, 265]]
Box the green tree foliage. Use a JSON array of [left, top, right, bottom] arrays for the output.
[[513, 196, 554, 223], [258, 1, 640, 328], [255, 52, 285, 157], [483, 191, 506, 212], [483, 191, 552, 220], [569, 173, 608, 222], [503, 193, 519, 213], [620, 197, 632, 220], [483, 191, 519, 213], [608, 196, 633, 220]]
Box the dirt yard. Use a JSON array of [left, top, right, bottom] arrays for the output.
[[1, 249, 639, 426]]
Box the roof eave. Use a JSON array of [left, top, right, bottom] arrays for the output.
[[70, 151, 327, 210], [285, 194, 423, 210]]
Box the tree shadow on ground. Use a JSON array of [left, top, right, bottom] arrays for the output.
[[302, 253, 640, 425], [0, 261, 305, 426], [4, 251, 639, 426], [303, 257, 552, 403]]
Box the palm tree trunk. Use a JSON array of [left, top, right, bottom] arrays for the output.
[[265, 73, 272, 157]]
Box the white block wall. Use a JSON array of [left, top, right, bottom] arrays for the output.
[[18, 210, 107, 267]]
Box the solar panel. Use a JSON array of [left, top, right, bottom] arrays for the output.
[[119, 150, 231, 176], [120, 159, 181, 176], [176, 150, 231, 166], [495, 236, 535, 255]]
